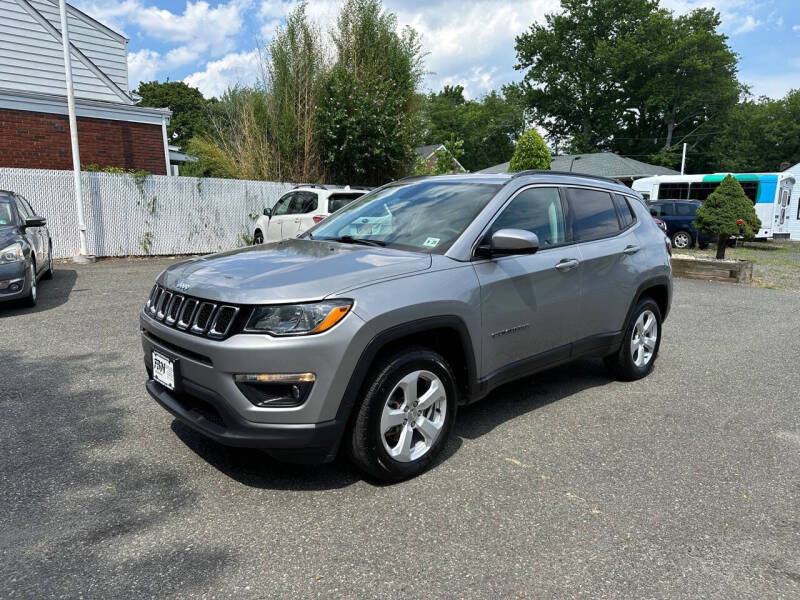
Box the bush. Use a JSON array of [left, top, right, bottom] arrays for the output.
[[694, 174, 761, 259], [509, 130, 551, 171]]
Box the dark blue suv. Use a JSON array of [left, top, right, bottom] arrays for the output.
[[647, 200, 709, 249]]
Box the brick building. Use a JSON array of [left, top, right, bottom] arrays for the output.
[[0, 0, 171, 174]]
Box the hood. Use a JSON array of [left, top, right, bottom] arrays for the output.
[[159, 238, 432, 304]]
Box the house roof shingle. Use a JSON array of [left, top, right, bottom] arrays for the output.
[[476, 152, 678, 179]]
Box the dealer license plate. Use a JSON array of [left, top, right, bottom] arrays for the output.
[[152, 351, 175, 390]]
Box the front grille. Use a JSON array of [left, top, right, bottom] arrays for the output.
[[144, 284, 244, 340]]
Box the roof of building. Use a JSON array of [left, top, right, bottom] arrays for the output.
[[415, 144, 444, 159], [477, 152, 679, 179]]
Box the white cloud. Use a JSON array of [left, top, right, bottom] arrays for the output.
[[183, 50, 262, 98], [741, 71, 800, 99], [733, 15, 763, 34], [127, 49, 162, 87], [793, 25, 800, 32]]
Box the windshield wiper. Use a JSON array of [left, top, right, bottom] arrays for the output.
[[320, 235, 386, 247]]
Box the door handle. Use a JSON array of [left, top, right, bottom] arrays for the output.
[[294, 219, 301, 223], [555, 258, 579, 271], [623, 245, 640, 255]]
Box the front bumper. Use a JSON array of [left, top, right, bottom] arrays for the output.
[[145, 379, 345, 463], [140, 308, 367, 463], [0, 261, 26, 302]]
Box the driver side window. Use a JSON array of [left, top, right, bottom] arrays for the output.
[[15, 196, 31, 220], [272, 193, 293, 216], [487, 187, 566, 249]]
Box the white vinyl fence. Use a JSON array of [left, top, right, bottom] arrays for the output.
[[0, 168, 296, 259]]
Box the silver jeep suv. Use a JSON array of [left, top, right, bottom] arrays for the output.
[[141, 172, 672, 481]]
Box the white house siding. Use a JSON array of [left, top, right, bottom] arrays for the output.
[[784, 163, 800, 240], [32, 0, 129, 94], [0, 0, 128, 104]]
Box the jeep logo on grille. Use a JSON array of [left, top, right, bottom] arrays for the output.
[[175, 279, 191, 291]]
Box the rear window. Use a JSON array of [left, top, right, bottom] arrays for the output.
[[567, 188, 620, 241], [328, 193, 362, 213]]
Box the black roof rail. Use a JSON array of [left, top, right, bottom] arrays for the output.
[[293, 183, 329, 190], [511, 170, 624, 186]]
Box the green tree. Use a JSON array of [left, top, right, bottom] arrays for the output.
[[512, 0, 739, 165], [707, 90, 800, 172], [316, 0, 425, 185], [509, 130, 551, 171], [187, 3, 326, 181], [421, 86, 525, 171], [414, 136, 465, 175], [694, 175, 760, 259], [135, 81, 213, 149]]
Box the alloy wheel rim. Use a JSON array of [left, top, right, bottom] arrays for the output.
[[30, 263, 37, 301], [674, 232, 690, 248], [380, 369, 447, 463], [631, 309, 657, 368]]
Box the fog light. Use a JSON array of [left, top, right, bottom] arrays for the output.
[[9, 282, 21, 292], [234, 373, 315, 408]]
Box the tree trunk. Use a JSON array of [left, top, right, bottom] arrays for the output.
[[716, 234, 727, 260]]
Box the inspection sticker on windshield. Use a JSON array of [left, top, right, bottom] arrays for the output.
[[152, 351, 175, 390], [423, 237, 440, 248]]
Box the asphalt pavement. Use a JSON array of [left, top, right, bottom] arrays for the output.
[[1, 258, 799, 599]]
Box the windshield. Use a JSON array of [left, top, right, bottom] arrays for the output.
[[0, 199, 15, 226], [309, 181, 501, 253]]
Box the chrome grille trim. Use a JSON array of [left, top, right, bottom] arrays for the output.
[[144, 285, 241, 340], [208, 306, 239, 339], [177, 298, 198, 330], [165, 295, 184, 326], [190, 302, 217, 335], [156, 291, 173, 321]]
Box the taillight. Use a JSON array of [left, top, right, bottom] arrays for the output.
[[312, 215, 326, 224], [665, 238, 672, 256]]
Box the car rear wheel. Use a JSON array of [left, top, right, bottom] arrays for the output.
[[604, 298, 662, 381], [671, 230, 693, 249], [23, 261, 37, 307], [253, 230, 264, 245], [348, 347, 457, 482]]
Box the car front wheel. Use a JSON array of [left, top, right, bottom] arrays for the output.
[[253, 230, 264, 245], [605, 298, 662, 381], [23, 261, 37, 307], [348, 347, 457, 482]]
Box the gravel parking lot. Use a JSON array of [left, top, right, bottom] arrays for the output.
[[2, 258, 799, 599]]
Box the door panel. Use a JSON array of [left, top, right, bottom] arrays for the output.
[[474, 186, 580, 377], [266, 193, 293, 242]]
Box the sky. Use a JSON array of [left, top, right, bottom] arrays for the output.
[[70, 0, 800, 101]]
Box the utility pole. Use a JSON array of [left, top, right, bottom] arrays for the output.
[[680, 142, 687, 175], [59, 0, 93, 262]]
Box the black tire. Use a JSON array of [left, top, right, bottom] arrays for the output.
[[604, 298, 662, 381], [22, 261, 37, 307], [253, 230, 264, 245], [43, 243, 54, 279], [671, 230, 694, 250], [348, 347, 457, 482]]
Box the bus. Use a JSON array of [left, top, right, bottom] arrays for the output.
[[632, 173, 795, 239]]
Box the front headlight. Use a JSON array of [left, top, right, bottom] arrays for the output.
[[0, 243, 23, 264], [244, 300, 352, 336]]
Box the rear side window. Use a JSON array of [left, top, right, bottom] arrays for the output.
[[566, 188, 620, 241], [489, 187, 566, 248], [328, 194, 362, 213], [289, 192, 318, 214], [674, 202, 697, 217], [613, 194, 636, 228]]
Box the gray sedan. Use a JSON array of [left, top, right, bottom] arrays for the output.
[[0, 190, 53, 307]]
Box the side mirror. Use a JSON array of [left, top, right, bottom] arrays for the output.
[[24, 216, 46, 228], [263, 208, 271, 217], [485, 229, 539, 256]]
